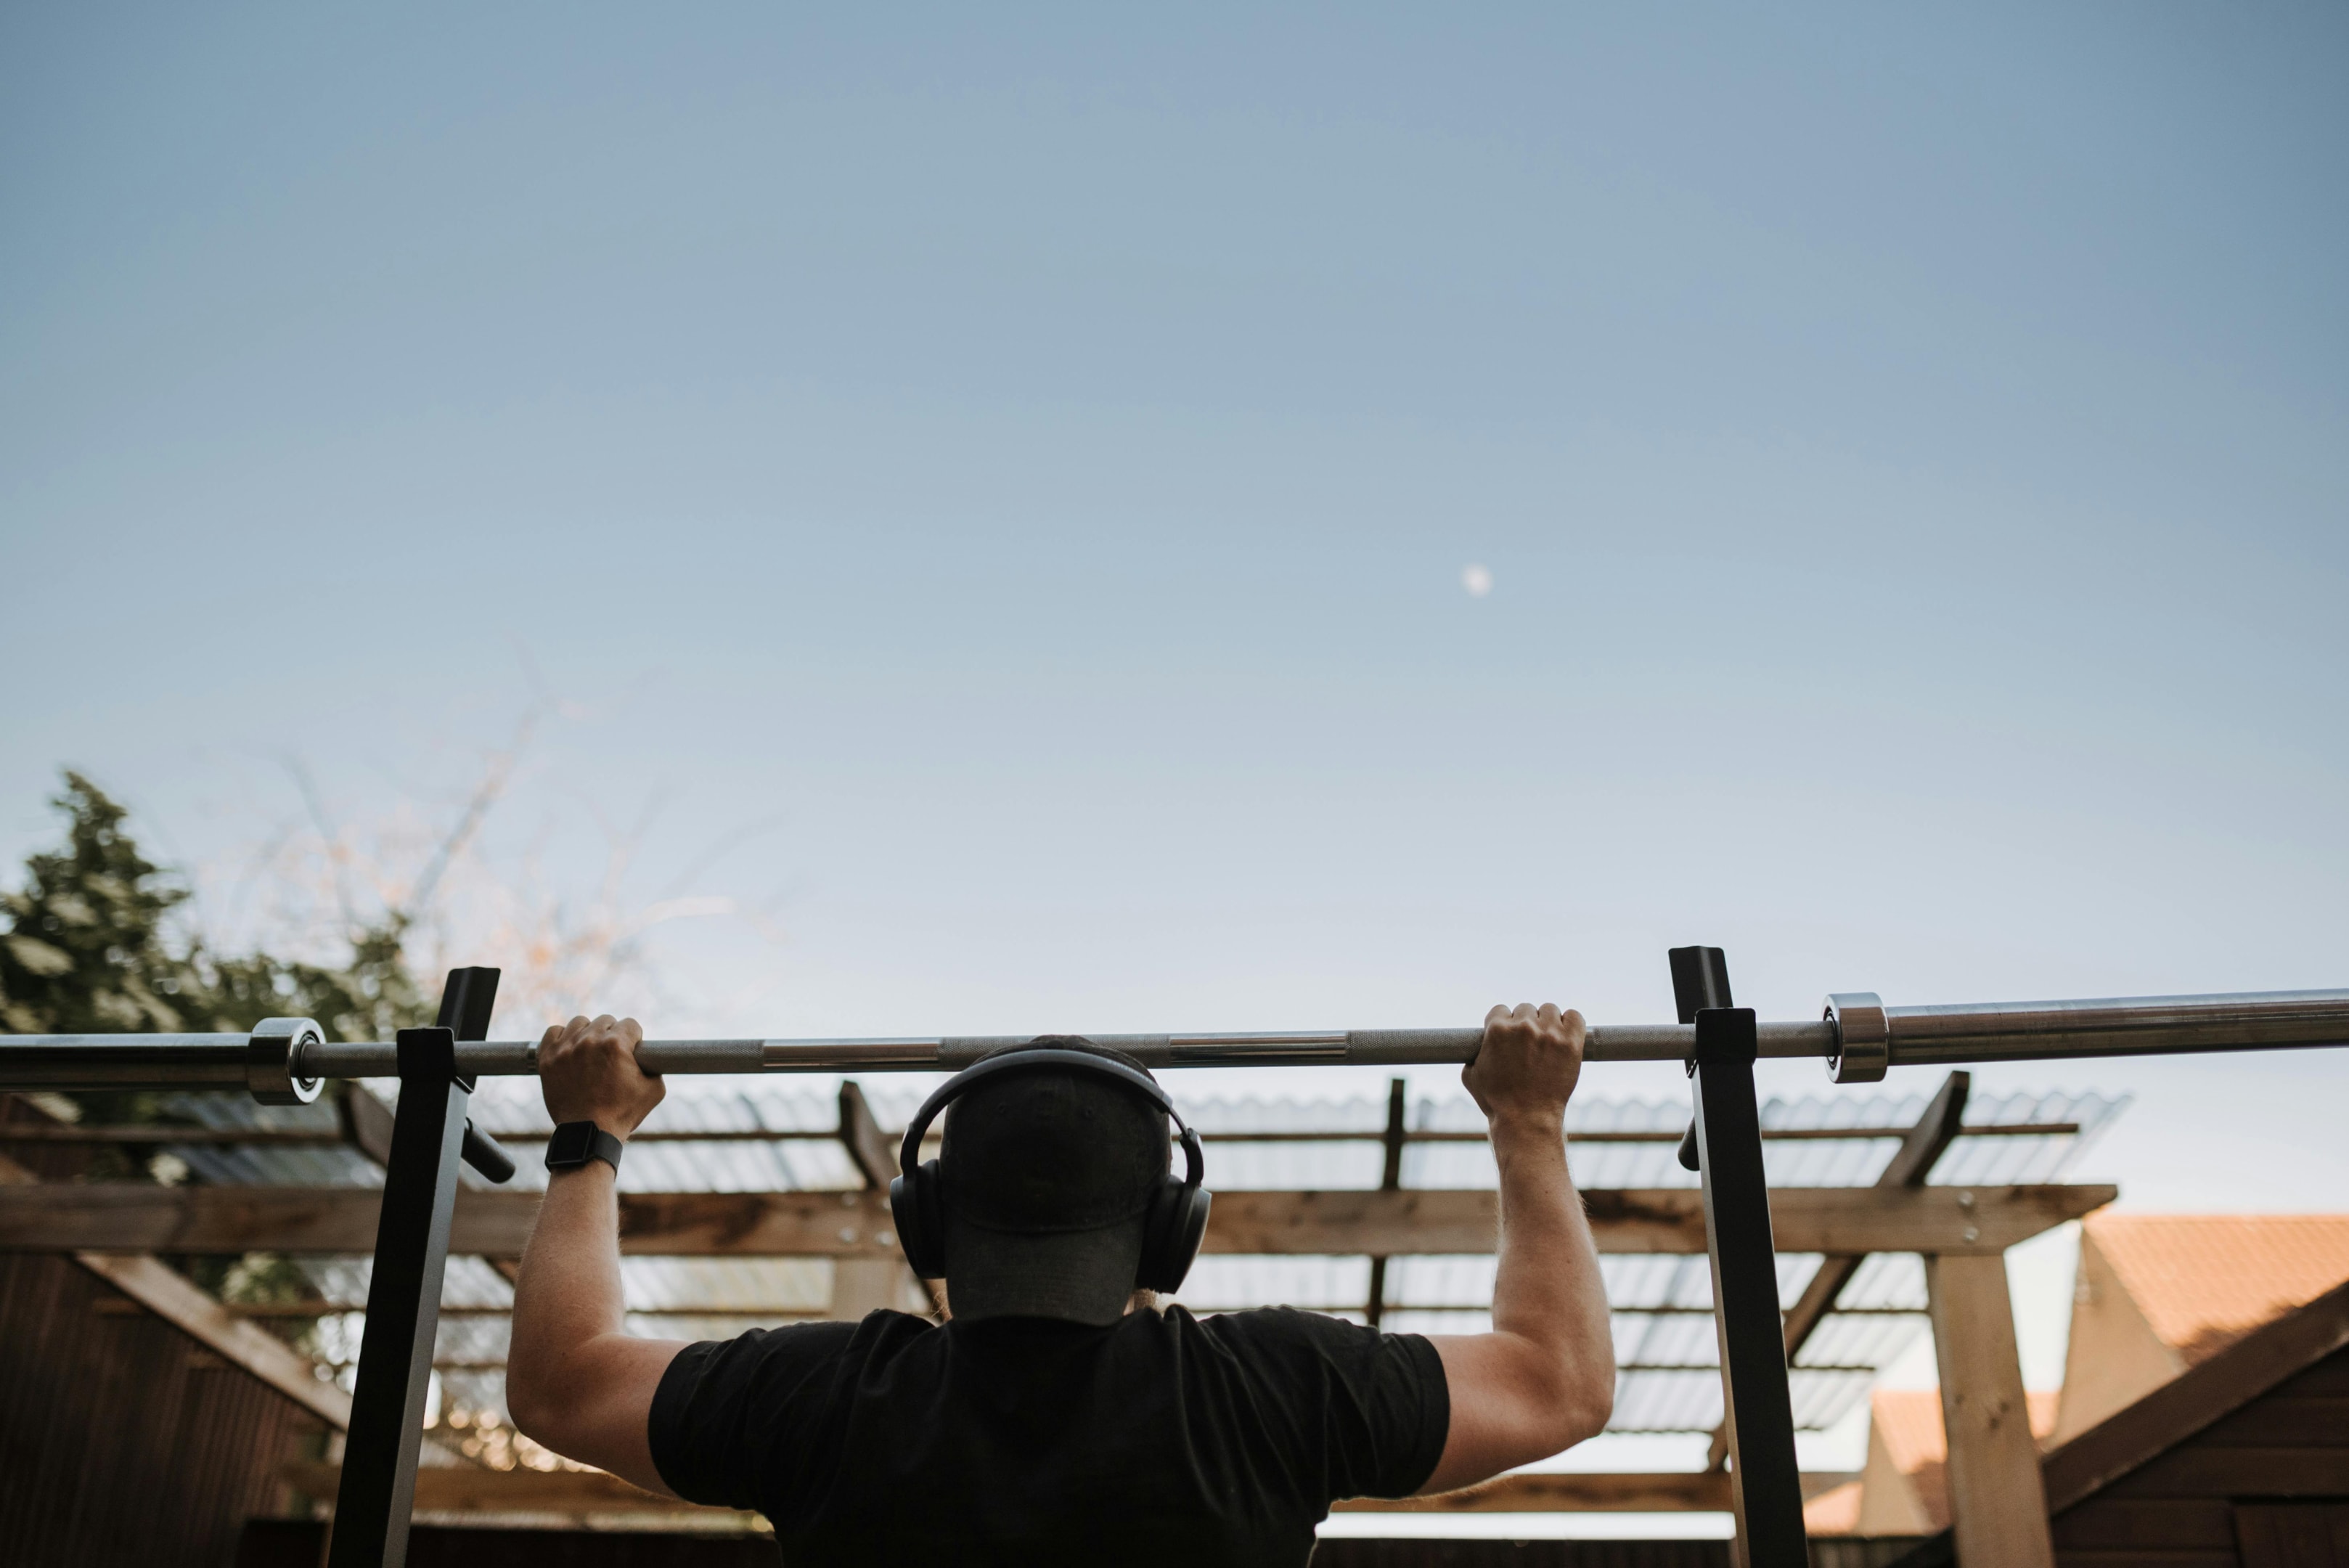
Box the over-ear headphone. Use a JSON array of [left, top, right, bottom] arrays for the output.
[[888, 1045, 1212, 1294]]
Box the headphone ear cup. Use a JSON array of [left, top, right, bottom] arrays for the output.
[[1137, 1177, 1210, 1294], [891, 1159, 947, 1281], [887, 1173, 923, 1277]]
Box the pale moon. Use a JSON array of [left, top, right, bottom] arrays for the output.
[[1461, 563, 1493, 597]]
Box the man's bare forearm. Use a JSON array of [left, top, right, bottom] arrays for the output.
[[510, 1165, 629, 1389], [1490, 1111, 1613, 1426], [506, 1162, 685, 1488]]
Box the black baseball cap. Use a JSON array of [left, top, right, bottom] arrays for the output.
[[939, 1038, 1171, 1326]]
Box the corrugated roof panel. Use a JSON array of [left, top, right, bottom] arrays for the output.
[[443, 1254, 518, 1307], [617, 1257, 831, 1312], [1596, 1256, 1712, 1312], [1207, 1142, 1386, 1191], [1760, 1094, 1921, 1134], [1796, 1312, 1929, 1371], [1836, 1253, 1929, 1312], [1619, 1312, 1720, 1369], [162, 1092, 383, 1190], [1935, 1090, 2126, 1186], [1188, 1097, 1389, 1135], [1598, 1367, 1876, 1434], [1585, 1254, 1821, 1315], [1789, 1369, 1875, 1431], [1165, 1256, 1371, 1312], [1586, 1142, 1697, 1190], [1385, 1255, 1499, 1310], [1762, 1136, 1897, 1188], [1775, 1254, 1827, 1304], [432, 1314, 511, 1366], [1612, 1369, 1721, 1432]]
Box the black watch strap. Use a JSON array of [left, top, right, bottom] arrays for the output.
[[544, 1120, 624, 1175]]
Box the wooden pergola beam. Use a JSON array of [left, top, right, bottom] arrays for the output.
[[1215, 1183, 2107, 1256], [1341, 1468, 1861, 1514], [279, 1461, 1860, 1516], [285, 1461, 710, 1516], [73, 1251, 356, 1428], [0, 1181, 2112, 1257], [830, 1082, 923, 1315]]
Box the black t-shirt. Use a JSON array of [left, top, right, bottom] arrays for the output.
[[647, 1304, 1451, 1567]]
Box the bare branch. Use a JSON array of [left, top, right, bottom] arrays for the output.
[[404, 701, 545, 918], [282, 756, 359, 936]]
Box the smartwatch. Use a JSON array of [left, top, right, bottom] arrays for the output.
[[545, 1121, 625, 1175]]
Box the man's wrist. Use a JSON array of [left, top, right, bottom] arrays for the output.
[[1487, 1107, 1568, 1144], [544, 1120, 627, 1175], [544, 1116, 635, 1143]]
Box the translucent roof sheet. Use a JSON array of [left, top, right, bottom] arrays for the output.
[[150, 1077, 2123, 1435]]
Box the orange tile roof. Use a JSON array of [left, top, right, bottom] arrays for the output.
[[2086, 1214, 2349, 1366], [1803, 1479, 1861, 1535], [1871, 1387, 2058, 1472], [1857, 1388, 2058, 1532]]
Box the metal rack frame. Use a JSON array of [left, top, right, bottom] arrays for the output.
[[5, 960, 2344, 1568]]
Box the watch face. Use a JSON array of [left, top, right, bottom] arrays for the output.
[[547, 1122, 595, 1166]]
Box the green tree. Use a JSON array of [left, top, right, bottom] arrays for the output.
[[0, 771, 432, 1043], [0, 772, 203, 1034], [197, 923, 433, 1048]]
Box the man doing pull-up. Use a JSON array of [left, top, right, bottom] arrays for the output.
[[507, 1003, 1614, 1565]]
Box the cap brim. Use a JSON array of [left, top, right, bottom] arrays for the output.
[[943, 1209, 1144, 1327]]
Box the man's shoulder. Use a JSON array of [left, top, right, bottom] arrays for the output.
[[810, 1308, 941, 1360], [1182, 1304, 1386, 1357], [682, 1310, 936, 1380], [748, 1310, 926, 1345], [1191, 1304, 1373, 1334]]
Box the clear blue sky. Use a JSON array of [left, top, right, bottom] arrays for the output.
[[5, 5, 2347, 1222]]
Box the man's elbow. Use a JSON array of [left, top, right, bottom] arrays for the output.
[[504, 1357, 569, 1450], [1554, 1373, 1613, 1450], [1530, 1360, 1614, 1455]]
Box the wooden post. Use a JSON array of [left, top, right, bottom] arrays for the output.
[[833, 1081, 919, 1318], [1926, 1251, 2054, 1568]]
